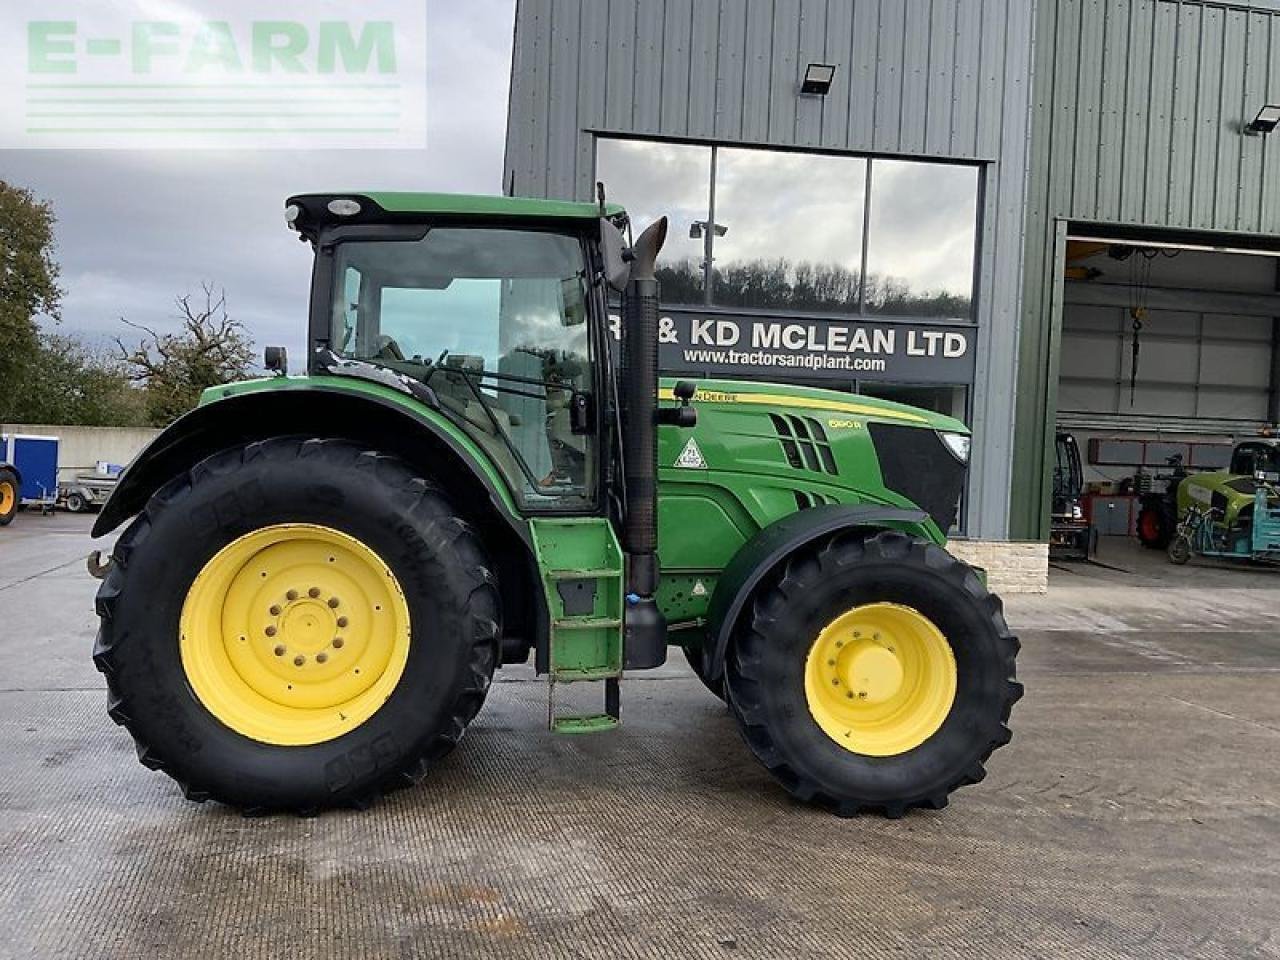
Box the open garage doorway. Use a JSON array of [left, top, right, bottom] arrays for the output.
[[1053, 224, 1280, 567]]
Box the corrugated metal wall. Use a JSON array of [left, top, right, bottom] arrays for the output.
[[1012, 0, 1280, 540], [508, 0, 1029, 193], [505, 0, 1036, 540]]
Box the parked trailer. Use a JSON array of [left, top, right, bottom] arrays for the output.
[[1, 435, 59, 516], [60, 473, 118, 513]]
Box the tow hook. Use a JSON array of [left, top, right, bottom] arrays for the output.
[[87, 550, 113, 580]]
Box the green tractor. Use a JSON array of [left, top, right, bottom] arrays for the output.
[[89, 192, 1020, 817]]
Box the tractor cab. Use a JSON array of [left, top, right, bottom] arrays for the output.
[[289, 194, 616, 512], [1230, 439, 1280, 483]]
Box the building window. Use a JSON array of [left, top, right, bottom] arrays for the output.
[[709, 147, 867, 312], [864, 160, 978, 318], [596, 137, 979, 320], [595, 138, 711, 303]]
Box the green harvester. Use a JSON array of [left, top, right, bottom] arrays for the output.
[[89, 192, 1021, 817]]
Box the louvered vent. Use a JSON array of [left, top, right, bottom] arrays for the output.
[[769, 414, 839, 475], [792, 489, 835, 510]]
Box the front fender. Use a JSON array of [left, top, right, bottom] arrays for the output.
[[703, 503, 933, 686], [92, 384, 524, 542]]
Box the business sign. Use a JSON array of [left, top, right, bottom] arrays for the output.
[[612, 310, 976, 384], [2, 1, 426, 149]]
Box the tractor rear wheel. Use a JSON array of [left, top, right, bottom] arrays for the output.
[[725, 529, 1021, 817], [0, 468, 17, 526], [1136, 503, 1173, 549], [93, 437, 501, 813]]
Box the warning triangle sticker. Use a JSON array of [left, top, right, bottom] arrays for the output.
[[675, 437, 707, 469]]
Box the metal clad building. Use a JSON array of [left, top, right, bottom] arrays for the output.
[[506, 0, 1280, 559], [505, 0, 1035, 543], [1014, 0, 1280, 539]]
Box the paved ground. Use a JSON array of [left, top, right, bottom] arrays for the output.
[[2, 512, 1278, 959]]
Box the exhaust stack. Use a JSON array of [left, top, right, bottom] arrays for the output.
[[619, 217, 669, 670]]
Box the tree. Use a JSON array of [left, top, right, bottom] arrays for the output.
[[5, 335, 147, 427], [0, 181, 63, 420], [116, 284, 255, 426], [656, 255, 972, 319]]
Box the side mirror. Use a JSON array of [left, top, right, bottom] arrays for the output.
[[264, 345, 288, 376], [599, 219, 632, 292]]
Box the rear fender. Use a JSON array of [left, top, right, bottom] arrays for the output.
[[92, 386, 543, 664], [94, 387, 522, 539], [703, 503, 933, 686]]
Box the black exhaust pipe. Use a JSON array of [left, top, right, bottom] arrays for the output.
[[619, 217, 668, 670]]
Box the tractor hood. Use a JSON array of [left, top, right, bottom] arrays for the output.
[[658, 378, 969, 534], [660, 378, 966, 434]]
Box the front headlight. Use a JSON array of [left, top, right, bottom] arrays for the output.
[[939, 431, 970, 465]]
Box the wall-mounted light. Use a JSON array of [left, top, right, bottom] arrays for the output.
[[800, 63, 836, 96], [1246, 104, 1280, 134]]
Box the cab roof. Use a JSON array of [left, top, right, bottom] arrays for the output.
[[363, 191, 624, 220], [285, 191, 625, 240]]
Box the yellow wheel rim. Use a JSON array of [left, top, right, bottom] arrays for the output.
[[0, 480, 15, 515], [804, 602, 957, 756], [180, 523, 411, 746]]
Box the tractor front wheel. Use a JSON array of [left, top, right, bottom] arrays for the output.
[[725, 529, 1021, 817], [93, 437, 501, 812]]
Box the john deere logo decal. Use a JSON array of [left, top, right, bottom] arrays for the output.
[[675, 437, 707, 469]]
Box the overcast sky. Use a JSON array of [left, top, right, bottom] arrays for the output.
[[1, 1, 516, 365]]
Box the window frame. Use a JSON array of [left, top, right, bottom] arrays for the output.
[[308, 218, 612, 515], [594, 134, 985, 324]]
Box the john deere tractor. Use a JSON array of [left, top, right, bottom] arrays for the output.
[[90, 192, 1020, 817]]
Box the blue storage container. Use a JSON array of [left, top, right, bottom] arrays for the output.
[[1, 434, 59, 507]]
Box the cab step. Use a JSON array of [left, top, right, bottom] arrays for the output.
[[529, 518, 626, 734]]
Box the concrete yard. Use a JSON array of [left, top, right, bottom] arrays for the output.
[[2, 513, 1278, 959]]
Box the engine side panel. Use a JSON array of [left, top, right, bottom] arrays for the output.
[[654, 380, 959, 628]]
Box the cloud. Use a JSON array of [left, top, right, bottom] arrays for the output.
[[1, 0, 516, 363]]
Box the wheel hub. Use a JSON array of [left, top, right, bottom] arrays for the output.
[[804, 602, 957, 756], [843, 643, 903, 703], [180, 523, 411, 745]]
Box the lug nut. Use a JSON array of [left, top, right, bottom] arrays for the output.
[[328, 597, 340, 608], [270, 605, 281, 616], [273, 645, 286, 657], [265, 626, 277, 637], [308, 587, 321, 598], [286, 589, 298, 601], [293, 655, 305, 667], [832, 679, 840, 686], [333, 637, 345, 649], [316, 652, 328, 664], [337, 617, 348, 628]]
